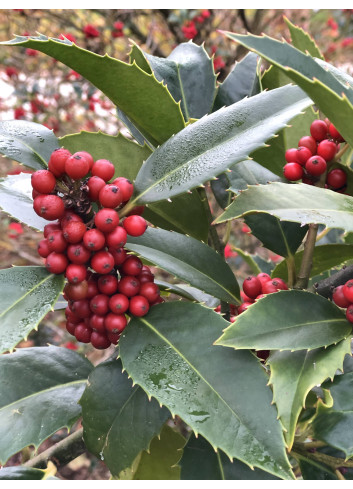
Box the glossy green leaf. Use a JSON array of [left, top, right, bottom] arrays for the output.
[[60, 131, 152, 182], [0, 467, 48, 480], [228, 160, 284, 193], [119, 301, 293, 480], [155, 280, 220, 308], [212, 52, 259, 112], [117, 108, 154, 149], [298, 458, 338, 480], [80, 358, 169, 477], [216, 290, 351, 351], [244, 214, 308, 258], [0, 120, 59, 170], [129, 85, 312, 205], [314, 57, 353, 91], [210, 173, 232, 209], [180, 434, 280, 480], [129, 43, 152, 74], [0, 267, 64, 354], [223, 32, 353, 148], [272, 244, 353, 282], [313, 372, 353, 457], [283, 16, 324, 59], [268, 337, 351, 449], [215, 182, 353, 233], [126, 227, 240, 304], [1, 35, 185, 146], [118, 425, 185, 480], [0, 346, 92, 464], [0, 173, 45, 231]]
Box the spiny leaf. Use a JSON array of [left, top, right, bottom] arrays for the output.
[[283, 16, 324, 59], [155, 280, 220, 308]]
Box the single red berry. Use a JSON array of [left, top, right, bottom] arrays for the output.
[[256, 350, 270, 362], [74, 323, 92, 343], [346, 304, 353, 323], [45, 252, 68, 274], [109, 294, 129, 314], [329, 123, 344, 142], [255, 294, 266, 301], [91, 250, 115, 274], [48, 148, 71, 177], [60, 211, 83, 229], [104, 313, 127, 333], [343, 280, 353, 303], [317, 139, 337, 162], [243, 276, 262, 299], [107, 332, 121, 345], [83, 228, 106, 251], [240, 290, 254, 303], [66, 321, 77, 336], [89, 314, 106, 333], [283, 162, 303, 181], [332, 285, 351, 308], [121, 255, 143, 276], [123, 215, 147, 236], [47, 230, 67, 253], [296, 146, 312, 165], [67, 243, 91, 264], [99, 184, 123, 208], [74, 151, 94, 170], [31, 170, 56, 194], [109, 247, 127, 266], [87, 176, 106, 201], [105, 226, 127, 249], [90, 294, 110, 315], [98, 274, 119, 295], [90, 331, 111, 349], [33, 194, 65, 221], [65, 264, 87, 284], [65, 306, 81, 324], [94, 209, 119, 233], [139, 282, 160, 303], [65, 154, 90, 180], [91, 159, 115, 182], [43, 222, 61, 237], [238, 302, 252, 314], [310, 120, 328, 142], [262, 278, 288, 294], [285, 148, 299, 163], [38, 239, 51, 258], [305, 155, 327, 176], [139, 272, 154, 284], [64, 281, 89, 301], [86, 280, 99, 299], [112, 177, 134, 202], [298, 136, 317, 154], [129, 295, 150, 317], [118, 276, 140, 297], [257, 273, 271, 289], [326, 169, 347, 189], [63, 221, 87, 244]]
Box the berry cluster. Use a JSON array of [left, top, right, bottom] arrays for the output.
[[283, 119, 347, 191], [32, 148, 162, 349], [332, 281, 353, 324]]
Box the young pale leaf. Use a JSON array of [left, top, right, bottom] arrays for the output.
[[0, 267, 64, 354], [0, 120, 59, 170], [119, 302, 293, 480], [180, 434, 280, 480], [118, 425, 185, 480], [313, 372, 353, 458], [126, 227, 240, 304], [272, 244, 353, 282], [212, 52, 259, 112], [80, 358, 169, 477], [130, 85, 312, 204], [0, 346, 92, 464], [1, 35, 185, 146], [222, 32, 353, 148], [283, 16, 324, 59], [0, 174, 45, 231], [215, 182, 353, 233], [216, 290, 351, 351], [268, 337, 351, 449]]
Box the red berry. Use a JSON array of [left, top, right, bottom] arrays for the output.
[[64, 281, 89, 301], [94, 209, 119, 233], [105, 226, 127, 249], [285, 148, 299, 163], [38, 239, 50, 258], [87, 176, 106, 201], [65, 264, 87, 284], [65, 154, 90, 180], [238, 302, 252, 314], [240, 290, 254, 303], [305, 155, 327, 176], [343, 280, 353, 303], [121, 255, 143, 276], [298, 136, 317, 154], [70, 299, 91, 318], [139, 272, 154, 284], [107, 332, 121, 345], [262, 278, 288, 294], [109, 294, 129, 314], [243, 276, 262, 299], [109, 247, 127, 266], [99, 184, 123, 208], [90, 294, 110, 315], [317, 139, 337, 162], [123, 215, 147, 237], [91, 159, 115, 182], [33, 194, 65, 221], [31, 170, 56, 194], [126, 205, 145, 217], [257, 273, 271, 289], [91, 250, 115, 274], [332, 285, 351, 308], [67, 243, 91, 264], [48, 148, 71, 177], [118, 276, 140, 297], [65, 306, 81, 324], [62, 221, 87, 244], [140, 282, 160, 303], [104, 313, 127, 333], [86, 280, 99, 299], [44, 222, 61, 237], [45, 252, 68, 274], [47, 230, 68, 253], [283, 162, 303, 181], [346, 305, 353, 323], [74, 151, 94, 170], [296, 146, 312, 165], [60, 211, 83, 229], [74, 323, 92, 343], [112, 177, 134, 202], [89, 314, 106, 333], [66, 321, 77, 336], [329, 123, 344, 142], [98, 274, 119, 295], [129, 295, 150, 317], [310, 120, 328, 142], [326, 169, 347, 189], [90, 331, 111, 349], [83, 228, 106, 251]]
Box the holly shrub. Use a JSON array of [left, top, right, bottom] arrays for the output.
[[1, 18, 353, 481]]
